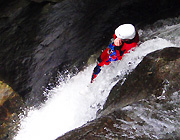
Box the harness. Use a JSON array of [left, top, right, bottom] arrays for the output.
[[108, 43, 126, 62], [108, 43, 118, 62]]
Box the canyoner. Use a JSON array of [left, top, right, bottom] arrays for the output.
[[91, 24, 139, 83]]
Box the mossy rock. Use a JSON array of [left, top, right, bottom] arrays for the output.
[[0, 81, 24, 140]]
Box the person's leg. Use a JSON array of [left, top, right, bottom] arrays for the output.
[[91, 65, 101, 83]]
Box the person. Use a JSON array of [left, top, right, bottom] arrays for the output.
[[91, 23, 139, 83]]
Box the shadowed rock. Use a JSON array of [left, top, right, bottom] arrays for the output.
[[32, 0, 63, 3]]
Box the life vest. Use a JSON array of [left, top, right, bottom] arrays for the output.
[[97, 31, 139, 66]]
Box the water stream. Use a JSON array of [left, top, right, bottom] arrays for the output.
[[14, 21, 180, 140]]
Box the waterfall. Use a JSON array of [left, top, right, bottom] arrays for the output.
[[14, 22, 180, 140]]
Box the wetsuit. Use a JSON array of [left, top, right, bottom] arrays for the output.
[[91, 32, 139, 83]]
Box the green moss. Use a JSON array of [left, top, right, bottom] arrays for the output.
[[0, 81, 24, 140]]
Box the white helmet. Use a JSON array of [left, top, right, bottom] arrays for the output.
[[115, 24, 136, 40]]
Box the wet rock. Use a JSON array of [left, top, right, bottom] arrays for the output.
[[0, 81, 23, 140], [57, 47, 180, 139], [57, 111, 130, 140], [0, 1, 55, 105]]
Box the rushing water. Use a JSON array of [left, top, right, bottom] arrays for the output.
[[120, 91, 180, 139], [14, 21, 180, 140]]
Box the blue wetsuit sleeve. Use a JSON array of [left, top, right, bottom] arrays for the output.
[[108, 43, 114, 50]]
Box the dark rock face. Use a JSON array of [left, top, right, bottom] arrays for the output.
[[57, 47, 180, 139], [0, 1, 51, 104], [31, 0, 63, 3]]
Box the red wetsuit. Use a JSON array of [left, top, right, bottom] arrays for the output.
[[98, 31, 139, 66], [91, 31, 139, 83]]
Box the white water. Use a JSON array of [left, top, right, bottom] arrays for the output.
[[14, 23, 180, 140], [120, 91, 180, 139]]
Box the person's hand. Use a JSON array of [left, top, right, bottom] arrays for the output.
[[114, 38, 122, 46]]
